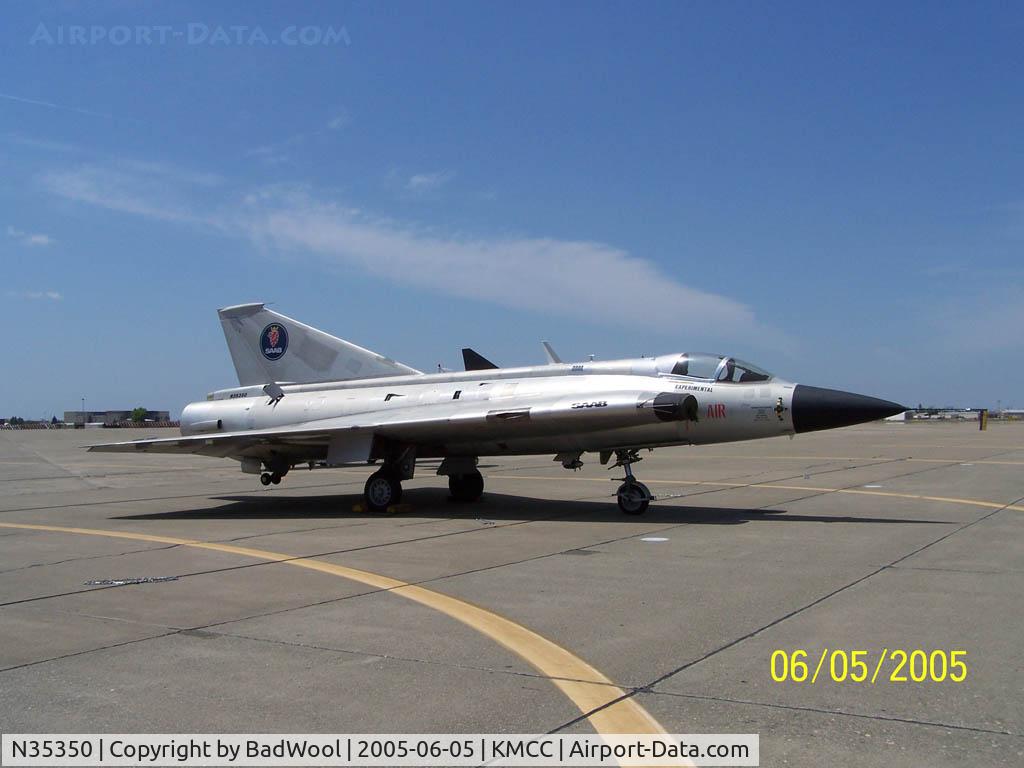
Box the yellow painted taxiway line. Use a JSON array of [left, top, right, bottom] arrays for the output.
[[488, 475, 1024, 513], [0, 521, 666, 739]]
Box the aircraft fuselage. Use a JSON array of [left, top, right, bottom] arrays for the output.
[[92, 303, 904, 514], [181, 356, 795, 460]]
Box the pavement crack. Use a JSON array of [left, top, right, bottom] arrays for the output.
[[191, 628, 624, 689], [209, 521, 370, 544], [0, 631, 182, 674], [0, 478, 365, 516], [49, 608, 183, 631], [890, 564, 1014, 575], [647, 689, 1023, 738], [0, 543, 180, 575]]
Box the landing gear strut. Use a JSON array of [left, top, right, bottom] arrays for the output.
[[611, 449, 651, 515], [449, 470, 484, 503]]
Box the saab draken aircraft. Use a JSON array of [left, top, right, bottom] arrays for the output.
[[91, 304, 905, 514]]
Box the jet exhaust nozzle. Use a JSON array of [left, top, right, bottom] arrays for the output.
[[792, 385, 904, 433]]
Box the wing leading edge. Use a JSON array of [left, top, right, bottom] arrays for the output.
[[89, 391, 650, 461]]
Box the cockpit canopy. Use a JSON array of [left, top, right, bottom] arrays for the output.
[[669, 353, 772, 383]]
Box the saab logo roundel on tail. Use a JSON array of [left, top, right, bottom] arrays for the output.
[[260, 323, 288, 361]]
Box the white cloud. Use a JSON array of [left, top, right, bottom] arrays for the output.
[[6, 225, 54, 247], [38, 161, 769, 337], [0, 91, 116, 120], [10, 290, 62, 301], [245, 145, 291, 166], [406, 170, 455, 192], [923, 263, 965, 277], [116, 159, 223, 187], [327, 112, 350, 130], [238, 187, 760, 333], [41, 165, 202, 223], [1, 133, 77, 153], [246, 112, 351, 165]]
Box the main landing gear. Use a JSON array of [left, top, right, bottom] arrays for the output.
[[448, 470, 484, 503], [611, 449, 651, 515], [361, 466, 485, 512], [363, 446, 418, 512], [364, 469, 403, 512], [259, 465, 289, 486]]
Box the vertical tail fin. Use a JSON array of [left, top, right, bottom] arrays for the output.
[[218, 303, 421, 386]]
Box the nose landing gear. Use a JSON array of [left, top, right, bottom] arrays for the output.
[[611, 449, 651, 515]]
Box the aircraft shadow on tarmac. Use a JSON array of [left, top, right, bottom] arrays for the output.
[[114, 489, 953, 526]]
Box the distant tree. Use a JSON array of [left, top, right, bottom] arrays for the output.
[[131, 407, 148, 422], [10, 416, 24, 425], [51, 416, 58, 424]]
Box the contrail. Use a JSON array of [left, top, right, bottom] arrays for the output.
[[0, 92, 116, 119]]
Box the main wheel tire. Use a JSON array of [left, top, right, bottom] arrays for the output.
[[260, 473, 272, 486], [616, 481, 650, 515], [270, 473, 282, 485], [364, 471, 402, 512], [449, 470, 484, 502]]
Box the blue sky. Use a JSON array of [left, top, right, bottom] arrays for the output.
[[2, 1, 1022, 419]]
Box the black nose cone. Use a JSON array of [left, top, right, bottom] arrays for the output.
[[792, 385, 905, 434]]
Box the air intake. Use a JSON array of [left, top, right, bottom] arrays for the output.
[[652, 393, 699, 422]]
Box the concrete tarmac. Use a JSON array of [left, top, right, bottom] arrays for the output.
[[1, 423, 1022, 766]]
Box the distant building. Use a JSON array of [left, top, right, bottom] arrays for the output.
[[64, 410, 170, 426], [906, 409, 981, 421]]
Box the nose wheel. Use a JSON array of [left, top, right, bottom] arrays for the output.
[[616, 481, 651, 515], [611, 449, 651, 515]]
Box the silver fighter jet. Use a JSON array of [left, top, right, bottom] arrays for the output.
[[91, 303, 905, 515]]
